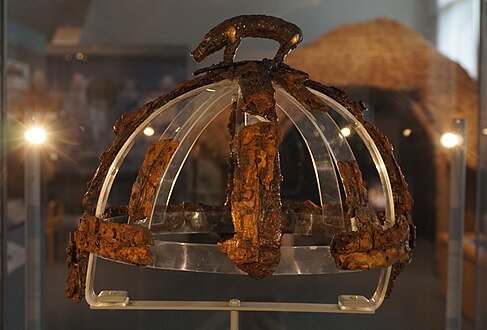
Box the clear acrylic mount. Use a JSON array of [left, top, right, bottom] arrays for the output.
[[85, 80, 395, 314]]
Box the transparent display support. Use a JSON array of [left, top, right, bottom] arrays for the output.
[[84, 81, 395, 319]]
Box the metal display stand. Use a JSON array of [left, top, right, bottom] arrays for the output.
[[84, 254, 391, 329], [85, 254, 390, 330], [445, 118, 467, 330], [86, 254, 387, 316], [24, 140, 46, 330]]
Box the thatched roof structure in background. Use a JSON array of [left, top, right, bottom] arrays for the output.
[[285, 18, 478, 167]]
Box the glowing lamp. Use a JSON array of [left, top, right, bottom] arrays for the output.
[[143, 126, 155, 136], [340, 127, 351, 137], [440, 132, 461, 148], [24, 127, 47, 145]]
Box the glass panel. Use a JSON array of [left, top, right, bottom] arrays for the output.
[[2, 0, 482, 329], [475, 1, 487, 328]]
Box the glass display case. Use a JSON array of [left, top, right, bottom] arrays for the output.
[[1, 1, 485, 329]]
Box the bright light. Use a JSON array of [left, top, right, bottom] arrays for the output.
[[440, 132, 460, 148], [482, 128, 487, 135], [143, 126, 155, 137], [341, 127, 351, 138], [402, 128, 412, 137], [24, 127, 47, 145]]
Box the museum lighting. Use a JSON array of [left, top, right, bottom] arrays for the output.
[[341, 127, 351, 137], [143, 126, 155, 137], [402, 128, 412, 137], [440, 132, 460, 148], [24, 127, 47, 145]]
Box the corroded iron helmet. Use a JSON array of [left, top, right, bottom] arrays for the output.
[[67, 15, 415, 313]]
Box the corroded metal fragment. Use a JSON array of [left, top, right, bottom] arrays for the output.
[[330, 220, 412, 269], [362, 122, 415, 296], [335, 160, 380, 228], [73, 216, 154, 265], [237, 61, 277, 120], [218, 122, 282, 279], [218, 59, 283, 279], [330, 160, 411, 271], [65, 234, 88, 303], [275, 70, 415, 295], [191, 15, 302, 65], [333, 244, 411, 270], [66, 215, 154, 301], [128, 139, 179, 221], [148, 201, 343, 237], [271, 65, 325, 111]]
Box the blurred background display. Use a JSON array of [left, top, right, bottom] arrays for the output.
[[1, 0, 486, 329]]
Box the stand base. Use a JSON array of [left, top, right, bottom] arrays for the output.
[[92, 290, 375, 313], [86, 254, 384, 314]]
